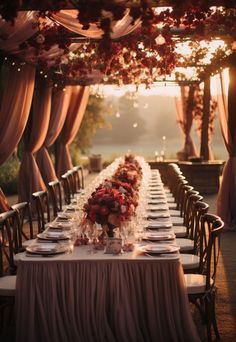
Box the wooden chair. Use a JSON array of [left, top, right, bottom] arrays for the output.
[[184, 214, 224, 341], [10, 201, 34, 241], [0, 211, 18, 333], [172, 187, 199, 237], [73, 165, 84, 190], [176, 194, 203, 253], [32, 191, 50, 233], [180, 201, 210, 272], [61, 173, 72, 205], [48, 180, 63, 217]]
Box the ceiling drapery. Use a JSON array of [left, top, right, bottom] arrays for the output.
[[50, 9, 141, 39]]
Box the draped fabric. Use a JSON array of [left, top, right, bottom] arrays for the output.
[[16, 255, 200, 342], [0, 188, 10, 213], [217, 68, 236, 228], [36, 87, 72, 185], [0, 62, 35, 212], [175, 86, 198, 160], [50, 9, 141, 39], [0, 11, 38, 52], [18, 83, 52, 203], [56, 86, 89, 176], [0, 62, 35, 165]]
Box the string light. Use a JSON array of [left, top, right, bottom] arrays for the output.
[[17, 68, 21, 72], [12, 62, 15, 66], [44, 74, 48, 78]]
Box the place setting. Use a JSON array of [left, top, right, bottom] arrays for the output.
[[136, 243, 180, 258], [25, 241, 72, 257]]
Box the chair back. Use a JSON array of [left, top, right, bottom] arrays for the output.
[[0, 210, 19, 276], [61, 173, 72, 205], [48, 180, 63, 217], [11, 201, 34, 240], [73, 165, 84, 189], [199, 214, 224, 290], [32, 191, 50, 233], [184, 194, 203, 237], [191, 201, 209, 253], [175, 178, 188, 211]]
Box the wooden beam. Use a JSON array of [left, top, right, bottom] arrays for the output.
[[200, 78, 211, 160]]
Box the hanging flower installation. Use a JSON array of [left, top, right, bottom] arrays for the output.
[[1, 1, 236, 86]]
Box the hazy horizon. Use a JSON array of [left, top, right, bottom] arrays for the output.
[[89, 94, 228, 161]]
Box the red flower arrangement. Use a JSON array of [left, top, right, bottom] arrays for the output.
[[114, 155, 142, 189], [83, 180, 135, 237]]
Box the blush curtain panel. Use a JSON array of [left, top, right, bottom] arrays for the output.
[[36, 87, 72, 184], [18, 81, 52, 203], [217, 68, 236, 228], [56, 86, 90, 177], [0, 61, 35, 212], [175, 86, 198, 160]]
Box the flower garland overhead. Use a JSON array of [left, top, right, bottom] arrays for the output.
[[1, 1, 236, 86]]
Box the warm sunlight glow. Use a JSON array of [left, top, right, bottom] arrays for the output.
[[91, 83, 181, 97]]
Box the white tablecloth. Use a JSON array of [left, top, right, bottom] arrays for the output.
[[15, 245, 200, 342]]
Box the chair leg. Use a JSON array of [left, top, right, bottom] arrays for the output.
[[211, 291, 221, 341], [205, 296, 213, 342]]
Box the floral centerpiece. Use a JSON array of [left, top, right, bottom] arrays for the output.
[[83, 180, 136, 237]]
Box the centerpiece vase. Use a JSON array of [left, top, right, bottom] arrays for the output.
[[104, 223, 122, 254]]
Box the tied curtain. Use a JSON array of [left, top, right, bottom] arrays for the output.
[[57, 86, 89, 176], [50, 9, 141, 39], [36, 87, 72, 184], [217, 68, 236, 228], [175, 86, 198, 160], [18, 82, 52, 203], [0, 62, 35, 212]]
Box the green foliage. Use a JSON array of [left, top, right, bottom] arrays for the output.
[[0, 155, 20, 195], [70, 95, 112, 161]]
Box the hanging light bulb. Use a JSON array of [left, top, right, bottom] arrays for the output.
[[155, 34, 166, 45], [133, 122, 138, 128], [115, 111, 120, 118]]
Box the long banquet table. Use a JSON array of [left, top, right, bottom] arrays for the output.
[[16, 247, 200, 342], [15, 164, 200, 342]]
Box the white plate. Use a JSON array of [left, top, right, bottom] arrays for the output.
[[138, 244, 179, 254], [37, 231, 70, 241], [26, 242, 68, 255], [143, 233, 175, 241], [147, 221, 172, 229], [147, 205, 168, 211], [46, 221, 73, 230], [147, 212, 170, 219]]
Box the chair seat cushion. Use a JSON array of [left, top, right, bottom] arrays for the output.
[[173, 226, 187, 237], [167, 197, 175, 203], [184, 274, 213, 294], [22, 239, 36, 247], [0, 275, 16, 296], [180, 254, 200, 270], [169, 209, 181, 217], [171, 216, 184, 226], [176, 238, 194, 252]]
